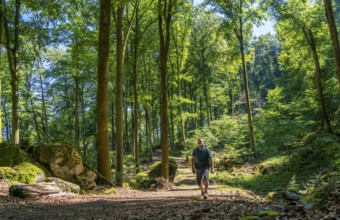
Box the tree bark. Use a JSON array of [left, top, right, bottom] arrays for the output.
[[158, 0, 173, 180], [324, 0, 340, 89], [116, 5, 124, 186], [96, 0, 112, 183]]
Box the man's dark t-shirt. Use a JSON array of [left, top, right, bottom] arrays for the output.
[[192, 146, 212, 169]]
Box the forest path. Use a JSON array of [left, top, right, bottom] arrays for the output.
[[0, 151, 261, 220]]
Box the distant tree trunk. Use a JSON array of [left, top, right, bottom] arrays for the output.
[[38, 57, 52, 142], [73, 46, 80, 148], [303, 28, 333, 133], [80, 83, 87, 159], [169, 95, 175, 147], [116, 5, 124, 186], [235, 15, 256, 159], [96, 0, 112, 183], [25, 72, 41, 143], [158, 0, 173, 180], [0, 0, 3, 143], [4, 0, 20, 144], [324, 0, 340, 89], [2, 98, 9, 140], [110, 98, 115, 151]]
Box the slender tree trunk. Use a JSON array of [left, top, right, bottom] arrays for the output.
[[235, 16, 256, 158], [25, 72, 41, 143], [0, 0, 3, 143], [81, 83, 87, 159], [116, 5, 124, 186], [303, 29, 333, 133], [110, 97, 115, 151], [38, 57, 52, 142], [96, 0, 112, 183], [4, 0, 20, 144], [2, 98, 9, 140], [324, 0, 340, 89], [132, 2, 140, 172]]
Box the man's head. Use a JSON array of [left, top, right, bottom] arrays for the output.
[[198, 138, 204, 148]]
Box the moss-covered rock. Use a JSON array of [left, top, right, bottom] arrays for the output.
[[13, 162, 46, 184], [33, 143, 84, 181], [75, 168, 97, 190], [0, 144, 35, 167], [148, 158, 178, 182], [0, 162, 45, 184], [129, 172, 151, 189]]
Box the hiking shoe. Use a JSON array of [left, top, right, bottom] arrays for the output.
[[203, 192, 208, 199]]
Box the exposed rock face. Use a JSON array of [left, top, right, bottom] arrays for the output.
[[33, 143, 84, 181]]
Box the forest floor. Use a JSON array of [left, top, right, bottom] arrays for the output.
[[0, 154, 330, 220]]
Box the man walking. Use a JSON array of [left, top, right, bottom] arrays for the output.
[[191, 138, 214, 199]]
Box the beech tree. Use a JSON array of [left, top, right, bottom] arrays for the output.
[[96, 0, 112, 183], [158, 0, 173, 180]]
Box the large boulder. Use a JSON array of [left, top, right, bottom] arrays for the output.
[[33, 143, 84, 181], [0, 162, 46, 184]]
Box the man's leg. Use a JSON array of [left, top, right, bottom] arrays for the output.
[[203, 168, 209, 198], [196, 168, 205, 196]]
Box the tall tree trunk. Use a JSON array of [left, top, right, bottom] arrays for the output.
[[4, 0, 20, 144], [303, 29, 333, 133], [132, 2, 140, 172], [96, 0, 112, 183], [116, 5, 124, 186], [324, 0, 340, 89], [158, 0, 173, 180], [235, 15, 256, 159]]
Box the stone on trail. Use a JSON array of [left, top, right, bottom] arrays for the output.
[[9, 182, 62, 198]]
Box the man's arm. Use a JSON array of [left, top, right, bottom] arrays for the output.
[[191, 156, 196, 174], [209, 157, 214, 173]]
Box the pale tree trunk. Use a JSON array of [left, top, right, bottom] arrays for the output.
[[158, 0, 173, 180], [116, 5, 124, 186], [96, 0, 112, 183], [235, 13, 256, 159], [303, 28, 333, 133], [4, 0, 20, 144], [324, 0, 340, 89]]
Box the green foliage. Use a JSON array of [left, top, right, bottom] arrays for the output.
[[302, 172, 340, 205]]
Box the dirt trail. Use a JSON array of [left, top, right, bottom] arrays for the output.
[[0, 154, 263, 220]]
